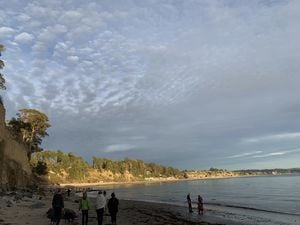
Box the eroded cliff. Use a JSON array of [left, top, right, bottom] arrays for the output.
[[0, 102, 32, 190]]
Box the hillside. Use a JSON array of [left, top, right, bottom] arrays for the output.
[[31, 150, 182, 184]]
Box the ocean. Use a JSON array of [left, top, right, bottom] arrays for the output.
[[89, 174, 300, 225]]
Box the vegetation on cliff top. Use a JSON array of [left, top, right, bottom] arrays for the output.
[[0, 44, 6, 106], [7, 109, 51, 158], [31, 150, 182, 183], [0, 44, 5, 91]]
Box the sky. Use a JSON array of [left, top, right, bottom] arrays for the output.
[[1, 0, 300, 170]]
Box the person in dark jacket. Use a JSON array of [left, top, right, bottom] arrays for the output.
[[187, 193, 193, 213], [107, 192, 119, 225], [52, 189, 64, 225], [67, 189, 71, 197]]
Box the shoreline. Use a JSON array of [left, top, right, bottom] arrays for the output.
[[58, 174, 257, 188], [57, 172, 299, 189]]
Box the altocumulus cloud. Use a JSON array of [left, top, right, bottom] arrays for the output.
[[1, 0, 300, 169], [14, 32, 34, 43]]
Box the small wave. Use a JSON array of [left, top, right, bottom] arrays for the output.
[[205, 202, 300, 216], [281, 198, 300, 202], [143, 194, 158, 197]]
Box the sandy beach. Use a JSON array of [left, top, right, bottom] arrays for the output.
[[0, 189, 235, 225]]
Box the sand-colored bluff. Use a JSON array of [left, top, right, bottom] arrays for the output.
[[0, 101, 32, 190]]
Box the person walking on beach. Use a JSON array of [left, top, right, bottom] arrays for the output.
[[79, 192, 90, 225], [67, 188, 71, 197], [197, 195, 204, 215], [52, 189, 64, 225], [107, 192, 119, 225], [95, 190, 106, 225], [187, 193, 193, 213]]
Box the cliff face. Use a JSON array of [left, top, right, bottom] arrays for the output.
[[0, 102, 32, 191]]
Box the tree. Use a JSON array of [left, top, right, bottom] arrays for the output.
[[7, 117, 30, 140], [8, 109, 51, 158], [0, 44, 6, 90], [32, 161, 48, 175]]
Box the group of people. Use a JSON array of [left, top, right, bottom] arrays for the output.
[[51, 189, 203, 225], [51, 189, 119, 225], [187, 193, 203, 215]]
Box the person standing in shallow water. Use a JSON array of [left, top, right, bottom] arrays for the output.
[[79, 192, 90, 225], [107, 192, 119, 225], [197, 195, 204, 215], [187, 194, 193, 213], [52, 189, 64, 225]]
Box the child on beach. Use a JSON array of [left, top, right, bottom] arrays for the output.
[[79, 192, 90, 225], [197, 195, 204, 215]]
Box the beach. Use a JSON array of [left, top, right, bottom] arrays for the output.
[[0, 189, 234, 225]]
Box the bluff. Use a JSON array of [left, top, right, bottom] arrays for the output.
[[0, 101, 32, 190]]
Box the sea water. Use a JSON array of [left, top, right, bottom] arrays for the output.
[[89, 174, 300, 224]]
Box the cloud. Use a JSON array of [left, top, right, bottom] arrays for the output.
[[104, 144, 135, 153], [59, 10, 82, 25], [0, 27, 15, 38], [251, 149, 300, 158], [67, 55, 79, 64], [14, 32, 34, 43], [227, 151, 263, 159], [244, 133, 300, 143]]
